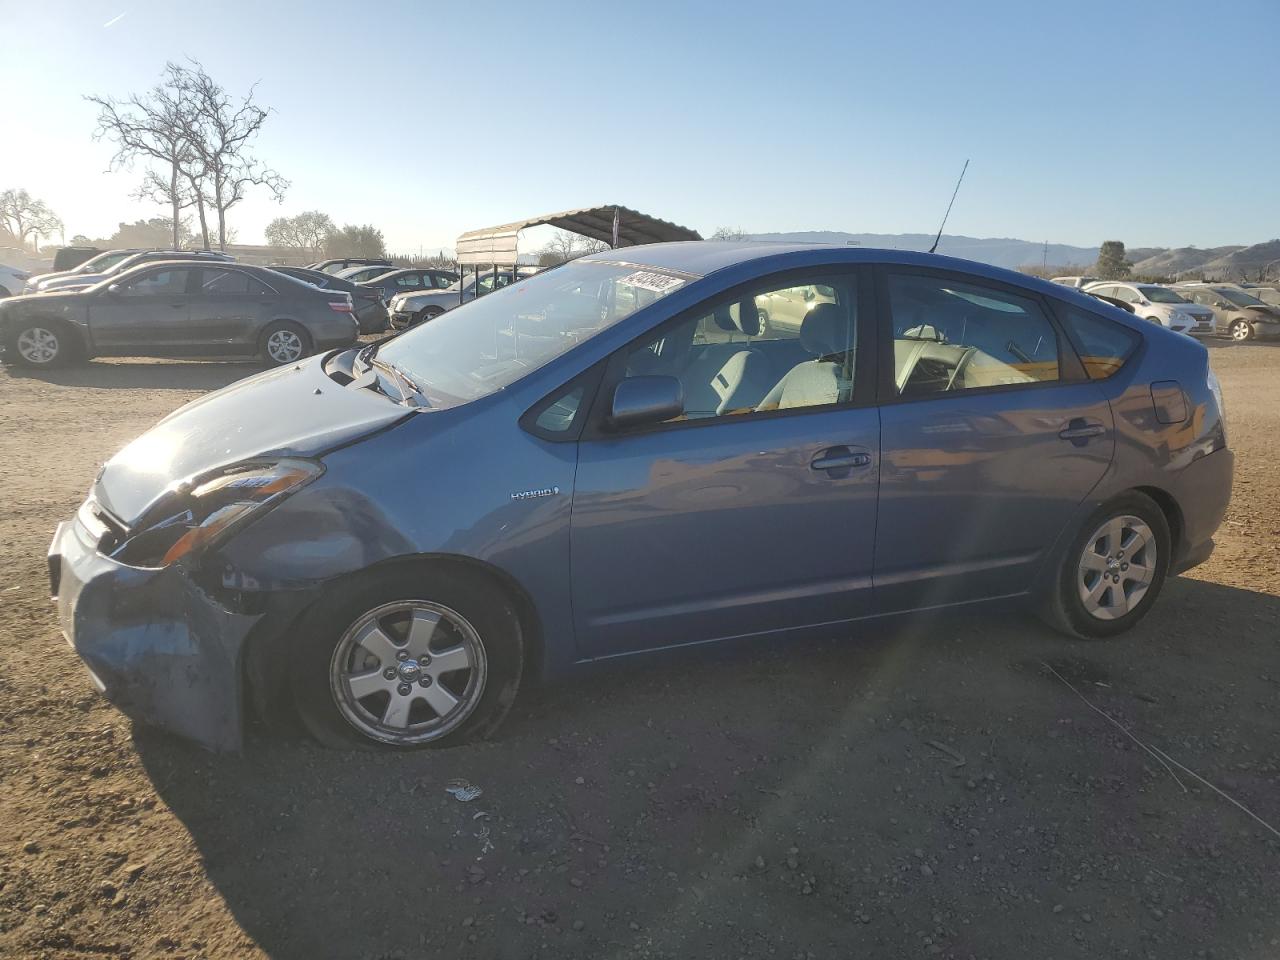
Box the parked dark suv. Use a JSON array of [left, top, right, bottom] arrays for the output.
[[1, 262, 359, 367]]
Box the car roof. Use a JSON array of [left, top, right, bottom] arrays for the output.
[[578, 240, 1073, 293]]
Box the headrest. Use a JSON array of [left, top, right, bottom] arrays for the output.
[[711, 299, 763, 336], [734, 298, 761, 336], [800, 303, 847, 355]]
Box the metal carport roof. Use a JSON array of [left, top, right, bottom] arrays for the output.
[[455, 205, 702, 265]]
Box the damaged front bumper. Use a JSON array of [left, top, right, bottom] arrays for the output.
[[48, 505, 260, 751]]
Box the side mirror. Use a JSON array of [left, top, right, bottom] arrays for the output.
[[609, 375, 684, 429], [1214, 301, 1229, 309]]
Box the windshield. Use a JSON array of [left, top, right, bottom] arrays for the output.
[[1139, 286, 1187, 304], [378, 259, 689, 408], [75, 251, 123, 273], [1217, 287, 1265, 307]]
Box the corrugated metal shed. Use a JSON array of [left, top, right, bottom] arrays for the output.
[[455, 205, 702, 265]]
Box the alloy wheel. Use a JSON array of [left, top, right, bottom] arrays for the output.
[[16, 327, 59, 364], [1230, 320, 1251, 341], [1077, 515, 1156, 621], [329, 600, 488, 745], [266, 329, 304, 364]]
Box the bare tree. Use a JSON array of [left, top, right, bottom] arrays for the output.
[[266, 211, 336, 257], [179, 64, 288, 251], [0, 189, 63, 251], [710, 226, 748, 241], [538, 229, 607, 266], [87, 64, 203, 249], [87, 61, 287, 252]]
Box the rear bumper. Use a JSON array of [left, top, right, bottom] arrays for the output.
[[1169, 447, 1234, 574], [356, 302, 389, 335], [48, 513, 259, 751]]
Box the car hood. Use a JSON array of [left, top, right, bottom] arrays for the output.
[[41, 273, 104, 291], [25, 269, 73, 287], [1245, 304, 1280, 318], [94, 355, 412, 525]]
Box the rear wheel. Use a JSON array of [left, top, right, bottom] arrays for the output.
[[4, 320, 80, 368], [1229, 319, 1252, 341], [1038, 492, 1170, 639], [260, 321, 312, 366], [291, 566, 524, 749]]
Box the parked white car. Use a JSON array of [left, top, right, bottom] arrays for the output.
[[1084, 281, 1216, 336], [1050, 275, 1100, 288], [0, 263, 29, 298]]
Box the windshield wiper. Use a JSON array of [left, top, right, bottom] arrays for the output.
[[370, 357, 430, 408]]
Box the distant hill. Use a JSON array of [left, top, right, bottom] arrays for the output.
[[1196, 240, 1280, 280], [1130, 246, 1244, 276], [743, 231, 1279, 281], [744, 231, 1099, 270]]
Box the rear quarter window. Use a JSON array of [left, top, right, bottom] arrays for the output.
[[1059, 307, 1141, 380]]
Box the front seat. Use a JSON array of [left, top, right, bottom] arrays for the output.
[[756, 303, 852, 410], [681, 298, 775, 417]]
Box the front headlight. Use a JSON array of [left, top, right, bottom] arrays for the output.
[[113, 459, 323, 567]]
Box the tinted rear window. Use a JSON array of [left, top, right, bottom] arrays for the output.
[[1060, 307, 1141, 380]]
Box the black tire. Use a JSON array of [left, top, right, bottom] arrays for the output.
[[259, 320, 313, 366], [413, 306, 444, 327], [3, 319, 82, 368], [1037, 491, 1171, 640], [290, 565, 524, 750]]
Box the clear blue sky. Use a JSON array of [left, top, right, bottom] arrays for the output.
[[4, 0, 1277, 253]]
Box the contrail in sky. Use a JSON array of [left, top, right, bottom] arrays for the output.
[[103, 12, 127, 28]]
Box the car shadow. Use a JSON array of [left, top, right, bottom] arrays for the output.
[[134, 575, 1280, 959], [5, 359, 263, 391]]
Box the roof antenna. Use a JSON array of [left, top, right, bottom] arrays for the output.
[[928, 159, 969, 254]]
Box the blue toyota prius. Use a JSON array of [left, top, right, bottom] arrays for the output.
[[48, 242, 1233, 750]]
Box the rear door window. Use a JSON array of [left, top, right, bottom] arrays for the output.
[[887, 273, 1059, 396], [1059, 307, 1141, 380]]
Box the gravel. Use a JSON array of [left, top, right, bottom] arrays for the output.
[[1, 344, 1278, 958]]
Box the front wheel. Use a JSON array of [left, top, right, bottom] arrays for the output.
[[1038, 492, 1170, 639], [291, 567, 524, 749], [413, 306, 444, 327], [4, 321, 79, 368], [1229, 319, 1253, 342], [260, 321, 313, 366]]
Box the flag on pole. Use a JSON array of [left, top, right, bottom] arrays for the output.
[[611, 206, 620, 249]]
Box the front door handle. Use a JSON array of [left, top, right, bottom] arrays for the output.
[[1058, 419, 1106, 443], [811, 451, 871, 471]]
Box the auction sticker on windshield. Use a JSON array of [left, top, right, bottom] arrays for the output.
[[620, 270, 686, 294]]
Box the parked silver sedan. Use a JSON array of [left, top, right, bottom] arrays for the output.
[[388, 271, 514, 330]]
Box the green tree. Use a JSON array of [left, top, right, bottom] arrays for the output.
[[1095, 240, 1132, 280], [266, 211, 336, 257], [325, 224, 386, 259]]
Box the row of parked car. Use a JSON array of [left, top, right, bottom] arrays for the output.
[[1052, 275, 1280, 342], [0, 248, 484, 368]]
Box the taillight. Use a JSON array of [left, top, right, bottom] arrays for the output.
[[328, 301, 353, 313]]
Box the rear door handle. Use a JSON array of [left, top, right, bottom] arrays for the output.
[[811, 452, 871, 471], [1058, 419, 1106, 442]]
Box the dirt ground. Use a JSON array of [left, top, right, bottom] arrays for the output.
[[0, 345, 1277, 960]]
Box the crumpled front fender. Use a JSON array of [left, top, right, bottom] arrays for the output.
[[51, 519, 258, 751]]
